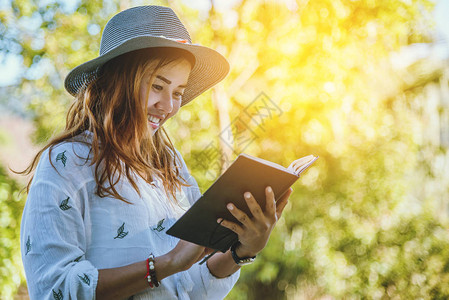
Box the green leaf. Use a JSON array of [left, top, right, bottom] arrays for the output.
[[78, 273, 90, 286], [59, 197, 72, 211], [73, 255, 83, 262], [114, 222, 128, 239], [25, 235, 31, 255], [52, 289, 63, 300], [152, 218, 165, 232], [56, 150, 67, 167]]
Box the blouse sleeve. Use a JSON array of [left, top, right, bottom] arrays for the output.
[[175, 149, 241, 299], [20, 143, 98, 300]]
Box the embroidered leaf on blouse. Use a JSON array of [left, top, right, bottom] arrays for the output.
[[114, 222, 128, 239], [52, 289, 63, 300], [152, 218, 165, 232], [25, 235, 31, 255], [56, 150, 67, 167], [73, 255, 83, 262], [59, 197, 72, 211], [78, 273, 91, 286]]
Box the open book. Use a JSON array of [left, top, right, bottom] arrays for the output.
[[166, 153, 318, 253]]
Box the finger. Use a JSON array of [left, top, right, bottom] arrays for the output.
[[217, 217, 244, 235], [226, 203, 254, 228], [265, 186, 276, 218], [276, 199, 289, 219], [277, 187, 293, 203], [177, 240, 208, 262], [204, 248, 215, 255], [243, 191, 265, 220], [276, 188, 292, 219], [190, 244, 208, 262], [195, 251, 207, 263], [180, 240, 207, 255]]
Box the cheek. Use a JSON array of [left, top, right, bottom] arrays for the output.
[[140, 86, 149, 106], [145, 92, 159, 109]]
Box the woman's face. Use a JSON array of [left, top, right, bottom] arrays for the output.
[[141, 58, 192, 135]]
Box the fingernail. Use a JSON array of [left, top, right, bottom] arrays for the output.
[[227, 203, 233, 210], [244, 192, 251, 199], [267, 186, 272, 192], [217, 218, 223, 223]]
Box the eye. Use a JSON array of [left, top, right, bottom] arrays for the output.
[[173, 91, 184, 99], [152, 84, 163, 91]]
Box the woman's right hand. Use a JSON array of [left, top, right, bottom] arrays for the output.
[[170, 240, 211, 271], [156, 240, 213, 280], [96, 240, 212, 299]]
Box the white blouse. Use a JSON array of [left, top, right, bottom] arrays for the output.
[[20, 133, 239, 299]]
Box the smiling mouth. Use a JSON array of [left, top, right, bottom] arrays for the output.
[[147, 114, 163, 129]]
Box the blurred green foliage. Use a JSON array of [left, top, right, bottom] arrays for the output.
[[1, 0, 449, 299], [0, 163, 26, 299]]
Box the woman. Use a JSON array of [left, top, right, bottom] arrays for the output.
[[20, 5, 292, 300]]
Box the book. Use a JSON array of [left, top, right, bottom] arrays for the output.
[[166, 153, 318, 254]]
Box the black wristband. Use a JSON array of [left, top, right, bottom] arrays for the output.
[[230, 242, 256, 266]]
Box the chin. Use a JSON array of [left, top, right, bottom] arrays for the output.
[[151, 126, 161, 136]]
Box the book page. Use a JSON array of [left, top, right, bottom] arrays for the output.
[[287, 155, 318, 176]]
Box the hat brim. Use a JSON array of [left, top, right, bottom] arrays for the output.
[[64, 35, 230, 106]]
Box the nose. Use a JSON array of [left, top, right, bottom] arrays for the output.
[[155, 91, 173, 114]]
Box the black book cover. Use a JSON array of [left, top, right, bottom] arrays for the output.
[[166, 154, 317, 253]]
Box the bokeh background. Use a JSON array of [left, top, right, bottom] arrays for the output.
[[1, 0, 449, 299]]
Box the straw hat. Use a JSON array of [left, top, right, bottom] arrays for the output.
[[64, 5, 229, 106]]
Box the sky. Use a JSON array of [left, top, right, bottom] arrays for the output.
[[0, 0, 448, 87]]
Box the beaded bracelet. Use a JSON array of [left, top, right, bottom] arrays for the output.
[[145, 257, 154, 289], [145, 253, 160, 288]]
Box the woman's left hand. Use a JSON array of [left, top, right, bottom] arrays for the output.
[[218, 186, 293, 258]]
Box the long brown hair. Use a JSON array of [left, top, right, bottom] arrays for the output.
[[21, 48, 196, 204]]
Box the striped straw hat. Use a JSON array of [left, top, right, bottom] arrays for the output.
[[64, 5, 229, 106]]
